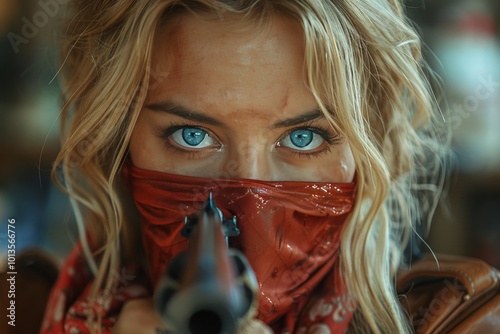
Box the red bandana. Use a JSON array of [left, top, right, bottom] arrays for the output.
[[42, 161, 357, 333], [123, 161, 357, 332]]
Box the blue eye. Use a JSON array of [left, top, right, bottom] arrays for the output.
[[182, 128, 205, 146], [171, 127, 216, 148], [280, 129, 324, 151], [289, 129, 313, 147]]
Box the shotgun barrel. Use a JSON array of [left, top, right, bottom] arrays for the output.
[[155, 193, 257, 334]]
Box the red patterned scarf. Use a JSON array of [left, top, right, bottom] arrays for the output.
[[42, 161, 356, 333]]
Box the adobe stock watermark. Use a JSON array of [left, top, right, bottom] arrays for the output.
[[448, 75, 500, 131], [8, 0, 70, 54], [5, 219, 17, 327]]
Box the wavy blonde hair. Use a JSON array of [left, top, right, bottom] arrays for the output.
[[53, 0, 448, 333]]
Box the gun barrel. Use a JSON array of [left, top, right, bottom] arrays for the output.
[[181, 198, 234, 291], [155, 194, 255, 334]]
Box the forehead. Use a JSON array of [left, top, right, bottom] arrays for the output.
[[146, 13, 315, 119], [154, 12, 302, 68]]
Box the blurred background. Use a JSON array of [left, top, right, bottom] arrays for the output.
[[0, 0, 77, 265], [0, 0, 499, 268]]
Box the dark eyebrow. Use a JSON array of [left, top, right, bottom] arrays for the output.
[[146, 101, 328, 128], [145, 101, 223, 126], [272, 109, 326, 128]]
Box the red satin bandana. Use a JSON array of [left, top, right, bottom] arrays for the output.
[[123, 161, 357, 332]]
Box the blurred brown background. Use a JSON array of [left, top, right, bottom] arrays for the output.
[[0, 0, 499, 267], [407, 0, 500, 268]]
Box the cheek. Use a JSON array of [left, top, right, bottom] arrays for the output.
[[341, 144, 356, 181], [317, 143, 356, 182], [274, 142, 356, 183]]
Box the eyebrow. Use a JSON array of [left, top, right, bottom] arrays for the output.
[[145, 101, 327, 128], [271, 109, 326, 128], [145, 102, 223, 126]]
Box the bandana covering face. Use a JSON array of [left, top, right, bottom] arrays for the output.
[[41, 161, 357, 334], [123, 161, 357, 332]]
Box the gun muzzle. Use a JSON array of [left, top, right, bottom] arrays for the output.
[[155, 193, 257, 334]]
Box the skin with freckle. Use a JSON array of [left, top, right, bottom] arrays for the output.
[[129, 14, 355, 182]]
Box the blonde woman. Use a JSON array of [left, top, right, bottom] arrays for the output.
[[42, 0, 449, 333]]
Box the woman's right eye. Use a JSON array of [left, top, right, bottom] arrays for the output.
[[170, 127, 216, 148]]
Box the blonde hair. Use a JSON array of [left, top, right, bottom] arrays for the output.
[[53, 0, 448, 333]]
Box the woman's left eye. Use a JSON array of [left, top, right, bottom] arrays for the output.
[[279, 129, 324, 151]]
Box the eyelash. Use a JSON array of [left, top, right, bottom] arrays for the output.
[[154, 122, 341, 158]]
